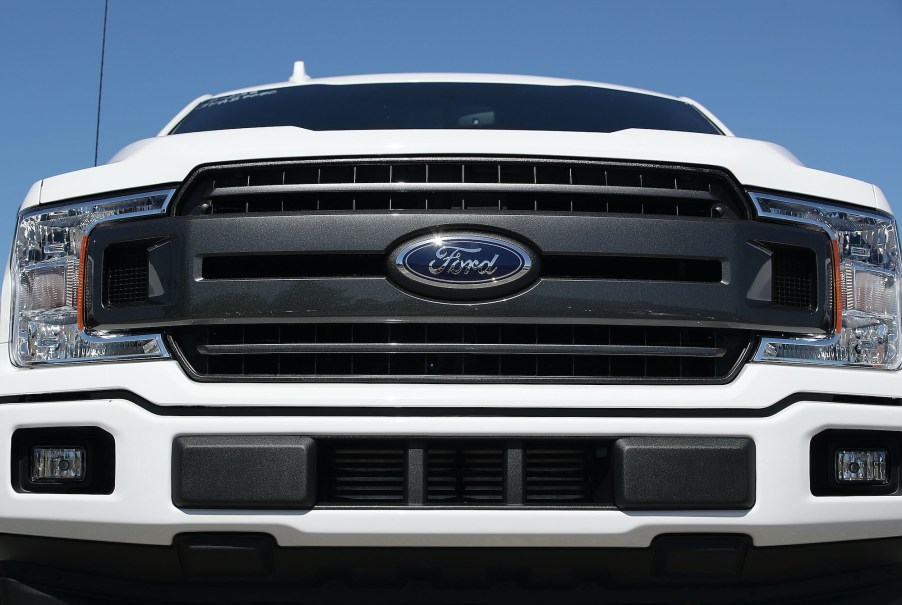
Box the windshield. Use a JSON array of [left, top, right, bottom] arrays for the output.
[[171, 83, 721, 135]]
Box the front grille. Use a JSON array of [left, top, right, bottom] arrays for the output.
[[319, 439, 613, 507], [171, 324, 752, 383], [175, 157, 747, 220], [87, 156, 830, 386]]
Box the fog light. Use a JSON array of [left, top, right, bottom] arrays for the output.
[[31, 447, 86, 482], [835, 449, 888, 484]]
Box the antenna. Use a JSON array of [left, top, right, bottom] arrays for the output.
[[94, 0, 109, 167], [289, 60, 311, 83]]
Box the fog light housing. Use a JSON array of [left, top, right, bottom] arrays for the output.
[[811, 430, 899, 496], [31, 447, 86, 482], [12, 427, 115, 494], [835, 448, 888, 484]]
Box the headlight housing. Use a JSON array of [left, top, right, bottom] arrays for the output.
[[10, 190, 174, 366], [751, 192, 901, 369]]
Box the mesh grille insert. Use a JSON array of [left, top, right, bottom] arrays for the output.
[[103, 242, 149, 306], [772, 246, 817, 310]]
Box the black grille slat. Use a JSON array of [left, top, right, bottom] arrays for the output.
[[177, 158, 745, 220], [175, 324, 751, 382], [526, 447, 594, 503], [426, 448, 504, 504], [327, 446, 406, 503]]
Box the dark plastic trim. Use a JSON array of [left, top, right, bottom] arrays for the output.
[[10, 427, 115, 495], [1, 389, 899, 418], [613, 437, 755, 510], [173, 435, 316, 509], [810, 429, 902, 497], [85, 210, 830, 333]]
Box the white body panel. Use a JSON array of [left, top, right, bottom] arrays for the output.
[[0, 398, 900, 548], [0, 355, 901, 411], [201, 72, 688, 101]]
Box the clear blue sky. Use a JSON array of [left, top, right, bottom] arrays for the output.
[[2, 1, 901, 259]]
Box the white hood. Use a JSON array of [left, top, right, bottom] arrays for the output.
[[27, 127, 883, 212]]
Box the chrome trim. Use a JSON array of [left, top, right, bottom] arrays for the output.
[[198, 342, 726, 357], [748, 192, 838, 240], [208, 182, 719, 201], [15, 189, 175, 225], [753, 334, 847, 367], [750, 191, 894, 224]]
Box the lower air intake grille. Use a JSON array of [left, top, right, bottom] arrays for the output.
[[525, 444, 607, 504], [171, 324, 752, 384], [322, 443, 406, 504], [427, 447, 505, 504], [319, 439, 613, 507]]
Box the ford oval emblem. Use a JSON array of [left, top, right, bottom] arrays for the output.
[[388, 232, 538, 300]]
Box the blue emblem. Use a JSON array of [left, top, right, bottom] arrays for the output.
[[390, 233, 536, 299]]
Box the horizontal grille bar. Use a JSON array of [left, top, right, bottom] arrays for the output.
[[197, 342, 727, 357], [172, 323, 751, 383], [207, 182, 719, 200]]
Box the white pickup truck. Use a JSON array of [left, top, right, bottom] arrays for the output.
[[1, 64, 901, 603]]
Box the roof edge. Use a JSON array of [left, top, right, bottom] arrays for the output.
[[209, 72, 682, 102]]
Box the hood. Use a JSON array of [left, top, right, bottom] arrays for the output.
[[29, 127, 881, 211]]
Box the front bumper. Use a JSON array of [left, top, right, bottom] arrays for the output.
[[1, 396, 902, 548]]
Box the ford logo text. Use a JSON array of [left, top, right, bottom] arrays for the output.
[[388, 232, 538, 300]]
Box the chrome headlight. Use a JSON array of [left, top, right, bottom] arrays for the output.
[[751, 192, 901, 369], [10, 190, 174, 366]]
